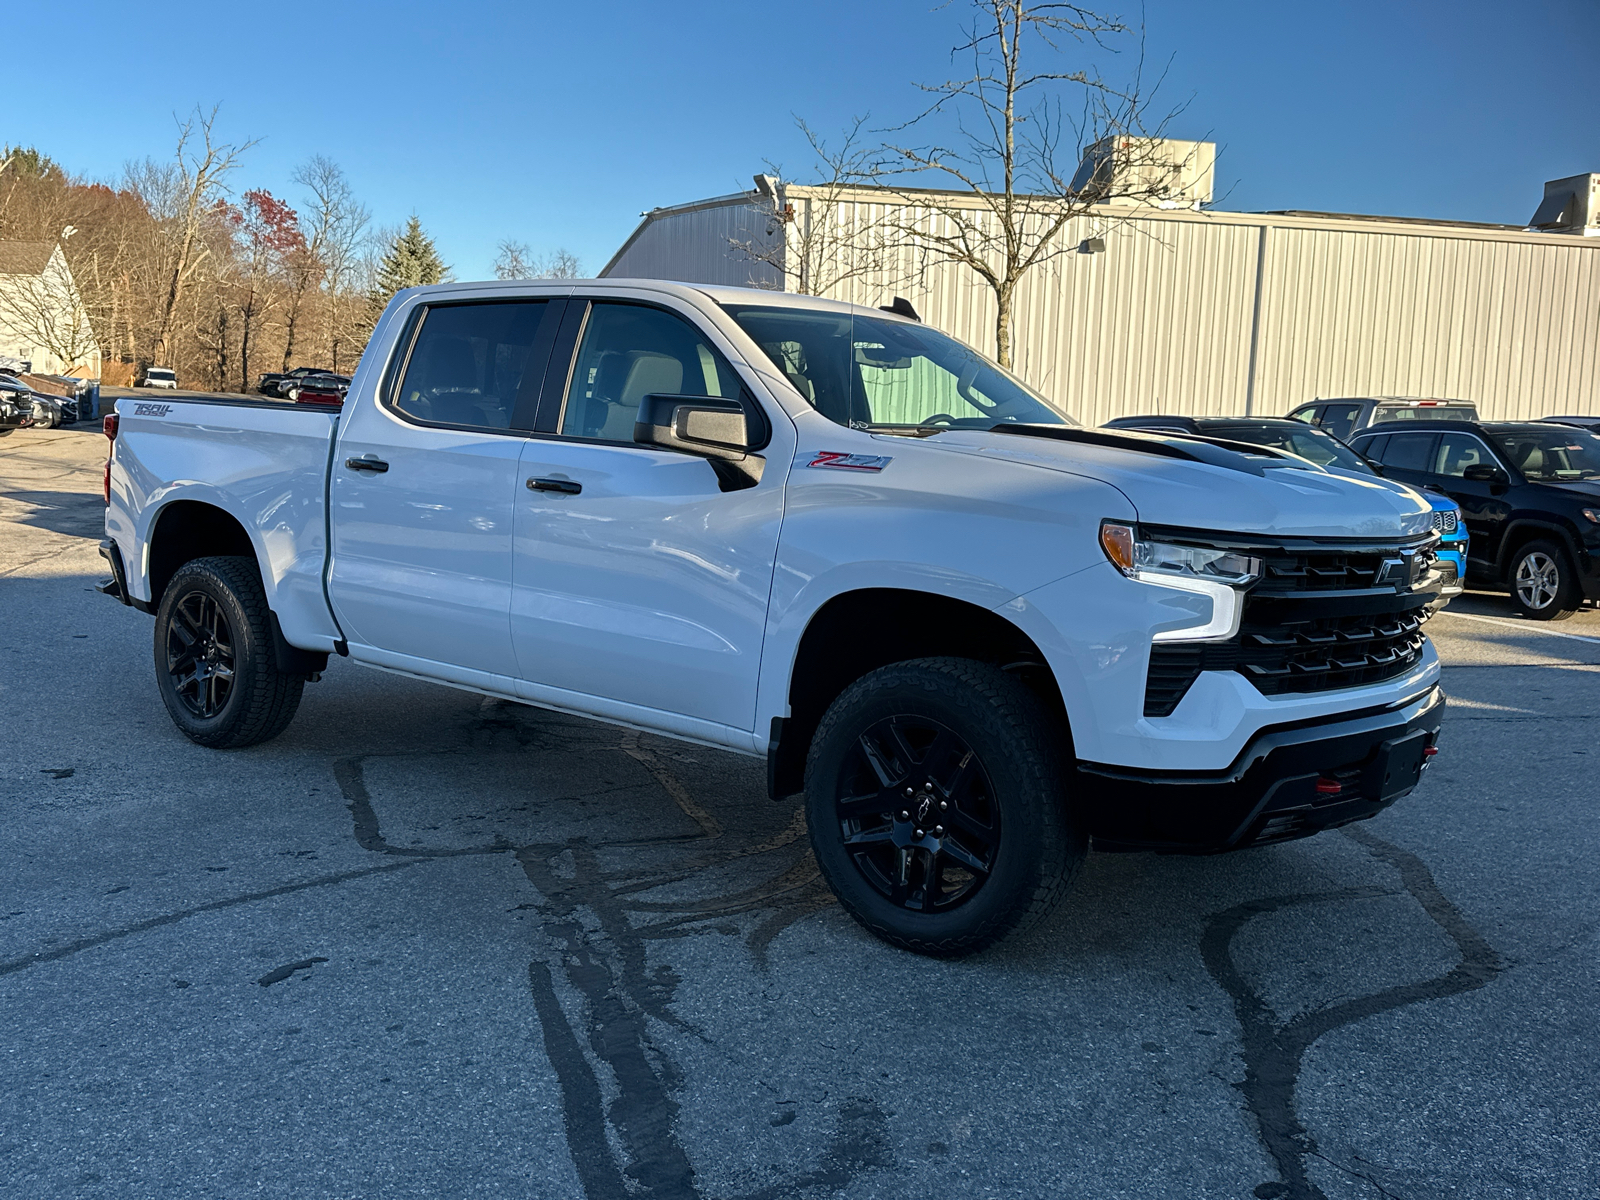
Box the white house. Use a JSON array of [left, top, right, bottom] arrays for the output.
[[0, 239, 102, 378]]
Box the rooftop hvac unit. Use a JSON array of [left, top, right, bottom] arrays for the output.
[[1528, 173, 1600, 235], [1069, 137, 1216, 209]]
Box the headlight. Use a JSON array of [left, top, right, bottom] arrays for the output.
[[1100, 522, 1262, 584], [1100, 522, 1261, 643], [1583, 508, 1600, 525]]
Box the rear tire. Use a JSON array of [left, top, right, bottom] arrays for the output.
[[153, 556, 304, 748], [804, 657, 1083, 958], [1508, 540, 1580, 621]]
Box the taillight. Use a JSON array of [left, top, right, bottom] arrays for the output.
[[103, 414, 117, 504]]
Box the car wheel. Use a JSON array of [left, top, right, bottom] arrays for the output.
[[804, 657, 1084, 958], [153, 556, 305, 747], [1509, 540, 1580, 621]]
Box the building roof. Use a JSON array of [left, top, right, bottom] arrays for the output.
[[0, 241, 56, 275]]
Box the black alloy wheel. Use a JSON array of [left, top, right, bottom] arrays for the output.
[[153, 556, 305, 748], [165, 589, 237, 718], [835, 713, 1000, 914], [806, 657, 1083, 957]]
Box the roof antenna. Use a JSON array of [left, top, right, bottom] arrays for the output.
[[878, 297, 920, 322]]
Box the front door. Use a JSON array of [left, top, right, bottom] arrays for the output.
[[1423, 430, 1514, 569], [328, 298, 560, 676], [509, 298, 789, 733]]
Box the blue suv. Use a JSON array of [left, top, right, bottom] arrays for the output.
[[1102, 415, 1468, 605]]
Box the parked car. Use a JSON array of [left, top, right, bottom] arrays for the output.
[[1350, 420, 1600, 619], [258, 366, 328, 397], [138, 367, 178, 389], [101, 280, 1449, 957], [1288, 396, 1480, 440], [28, 393, 65, 429], [1104, 415, 1468, 605], [0, 385, 28, 436], [1541, 415, 1600, 434], [285, 372, 350, 401]]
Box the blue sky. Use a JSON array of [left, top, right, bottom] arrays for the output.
[[6, 0, 1597, 279]]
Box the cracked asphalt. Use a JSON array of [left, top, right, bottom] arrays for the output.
[[3, 424, 1597, 1199]]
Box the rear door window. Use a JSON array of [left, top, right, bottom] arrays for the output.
[[1379, 433, 1439, 473], [391, 301, 555, 431], [1319, 403, 1361, 440]]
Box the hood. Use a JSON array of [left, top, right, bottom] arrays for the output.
[[918, 425, 1434, 540]]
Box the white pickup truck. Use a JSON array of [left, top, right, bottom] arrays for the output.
[[100, 280, 1446, 956]]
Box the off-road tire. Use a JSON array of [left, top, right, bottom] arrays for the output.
[[1508, 540, 1580, 621], [804, 657, 1084, 958], [153, 556, 304, 748]]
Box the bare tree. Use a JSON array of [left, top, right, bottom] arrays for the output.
[[883, 1, 1188, 366], [494, 240, 582, 280], [146, 107, 257, 368], [730, 117, 899, 296], [289, 155, 370, 369]]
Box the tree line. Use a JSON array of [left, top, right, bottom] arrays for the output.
[[0, 108, 579, 390]]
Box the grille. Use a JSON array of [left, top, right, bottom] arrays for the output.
[[1431, 509, 1458, 534]]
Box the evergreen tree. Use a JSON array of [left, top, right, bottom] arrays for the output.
[[368, 216, 448, 319]]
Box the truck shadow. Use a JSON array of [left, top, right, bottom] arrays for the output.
[[0, 487, 108, 540]]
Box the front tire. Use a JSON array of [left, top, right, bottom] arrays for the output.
[[153, 556, 304, 748], [1509, 540, 1580, 621], [804, 657, 1084, 958]]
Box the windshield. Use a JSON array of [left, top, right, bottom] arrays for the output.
[[1488, 428, 1600, 481], [1373, 403, 1477, 423], [1210, 423, 1374, 473], [721, 304, 1075, 432]]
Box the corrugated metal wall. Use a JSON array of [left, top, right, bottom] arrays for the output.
[[606, 198, 784, 289], [604, 190, 1600, 421]]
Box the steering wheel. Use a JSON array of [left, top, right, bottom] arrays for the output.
[[919, 413, 959, 428]]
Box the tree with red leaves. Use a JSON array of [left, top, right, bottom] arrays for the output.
[[229, 188, 306, 391]]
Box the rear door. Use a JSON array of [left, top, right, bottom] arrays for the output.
[[1317, 403, 1363, 441], [328, 297, 563, 678], [1374, 431, 1439, 491], [508, 294, 791, 735]]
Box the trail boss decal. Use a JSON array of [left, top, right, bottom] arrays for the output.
[[807, 451, 892, 472], [132, 403, 172, 417]]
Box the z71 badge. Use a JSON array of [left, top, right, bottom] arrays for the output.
[[807, 451, 892, 472]]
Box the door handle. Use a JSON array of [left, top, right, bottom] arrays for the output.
[[345, 455, 389, 473], [527, 477, 581, 494]]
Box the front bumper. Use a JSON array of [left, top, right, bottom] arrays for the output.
[[1078, 684, 1444, 853]]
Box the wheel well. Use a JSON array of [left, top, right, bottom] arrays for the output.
[[147, 501, 256, 608], [1496, 522, 1576, 577], [769, 588, 1068, 798]]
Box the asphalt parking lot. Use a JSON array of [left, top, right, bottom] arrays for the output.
[[3, 424, 1597, 1200]]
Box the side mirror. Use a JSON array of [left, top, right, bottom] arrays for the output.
[[634, 393, 766, 490], [1461, 463, 1508, 485]]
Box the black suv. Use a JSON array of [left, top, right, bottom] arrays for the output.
[[1349, 420, 1600, 619]]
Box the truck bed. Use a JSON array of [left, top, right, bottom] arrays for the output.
[[105, 395, 345, 652]]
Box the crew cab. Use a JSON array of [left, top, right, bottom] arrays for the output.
[[99, 281, 1448, 956]]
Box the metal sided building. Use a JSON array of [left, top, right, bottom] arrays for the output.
[[600, 176, 1600, 424]]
